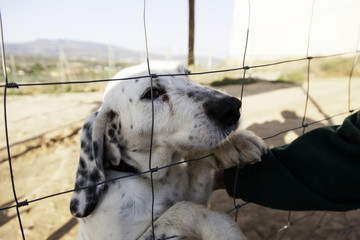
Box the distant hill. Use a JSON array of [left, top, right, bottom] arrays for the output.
[[5, 39, 222, 65], [5, 39, 142, 62]]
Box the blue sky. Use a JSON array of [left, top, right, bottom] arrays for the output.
[[0, 0, 233, 60], [1, 0, 359, 61]]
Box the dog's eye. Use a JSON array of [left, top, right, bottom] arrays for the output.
[[141, 88, 165, 100]]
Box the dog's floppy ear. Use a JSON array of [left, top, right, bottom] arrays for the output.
[[70, 108, 122, 218]]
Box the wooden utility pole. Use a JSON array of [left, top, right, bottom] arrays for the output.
[[188, 0, 195, 66]]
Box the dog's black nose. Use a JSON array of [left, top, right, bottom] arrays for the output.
[[204, 97, 242, 127]]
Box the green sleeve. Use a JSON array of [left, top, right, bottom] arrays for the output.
[[224, 110, 360, 211]]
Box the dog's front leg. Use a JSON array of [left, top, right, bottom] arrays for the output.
[[185, 156, 218, 205], [184, 129, 266, 204], [138, 201, 245, 240], [212, 129, 267, 168], [187, 130, 266, 180]]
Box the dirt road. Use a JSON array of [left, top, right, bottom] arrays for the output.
[[0, 78, 359, 239]]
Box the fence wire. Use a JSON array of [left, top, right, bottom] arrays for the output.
[[0, 10, 26, 240], [1, 0, 360, 239]]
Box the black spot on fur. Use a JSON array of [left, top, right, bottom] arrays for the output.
[[76, 169, 88, 179], [90, 169, 101, 182], [194, 96, 203, 102], [103, 142, 118, 164], [93, 141, 99, 158], [83, 123, 92, 141], [83, 122, 91, 131], [162, 198, 175, 208], [187, 90, 207, 102], [79, 157, 86, 169], [107, 110, 117, 121], [82, 188, 99, 216], [161, 93, 169, 102], [108, 128, 115, 139], [70, 198, 79, 214], [81, 140, 91, 154], [74, 178, 85, 190], [75, 175, 87, 189], [85, 186, 96, 198]]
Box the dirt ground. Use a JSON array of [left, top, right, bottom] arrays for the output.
[[1, 78, 359, 240]]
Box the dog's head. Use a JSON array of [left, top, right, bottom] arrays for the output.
[[70, 61, 241, 217]]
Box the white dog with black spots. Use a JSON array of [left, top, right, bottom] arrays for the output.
[[70, 62, 266, 240]]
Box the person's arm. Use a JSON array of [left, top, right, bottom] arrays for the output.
[[224, 110, 360, 211]]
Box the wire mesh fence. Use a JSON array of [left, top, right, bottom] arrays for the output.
[[1, 0, 360, 239]]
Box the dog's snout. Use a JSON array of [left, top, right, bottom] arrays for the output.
[[204, 97, 241, 127]]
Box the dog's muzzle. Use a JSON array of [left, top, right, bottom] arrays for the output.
[[204, 96, 242, 128]]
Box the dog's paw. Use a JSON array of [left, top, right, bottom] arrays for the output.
[[212, 129, 267, 168]]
